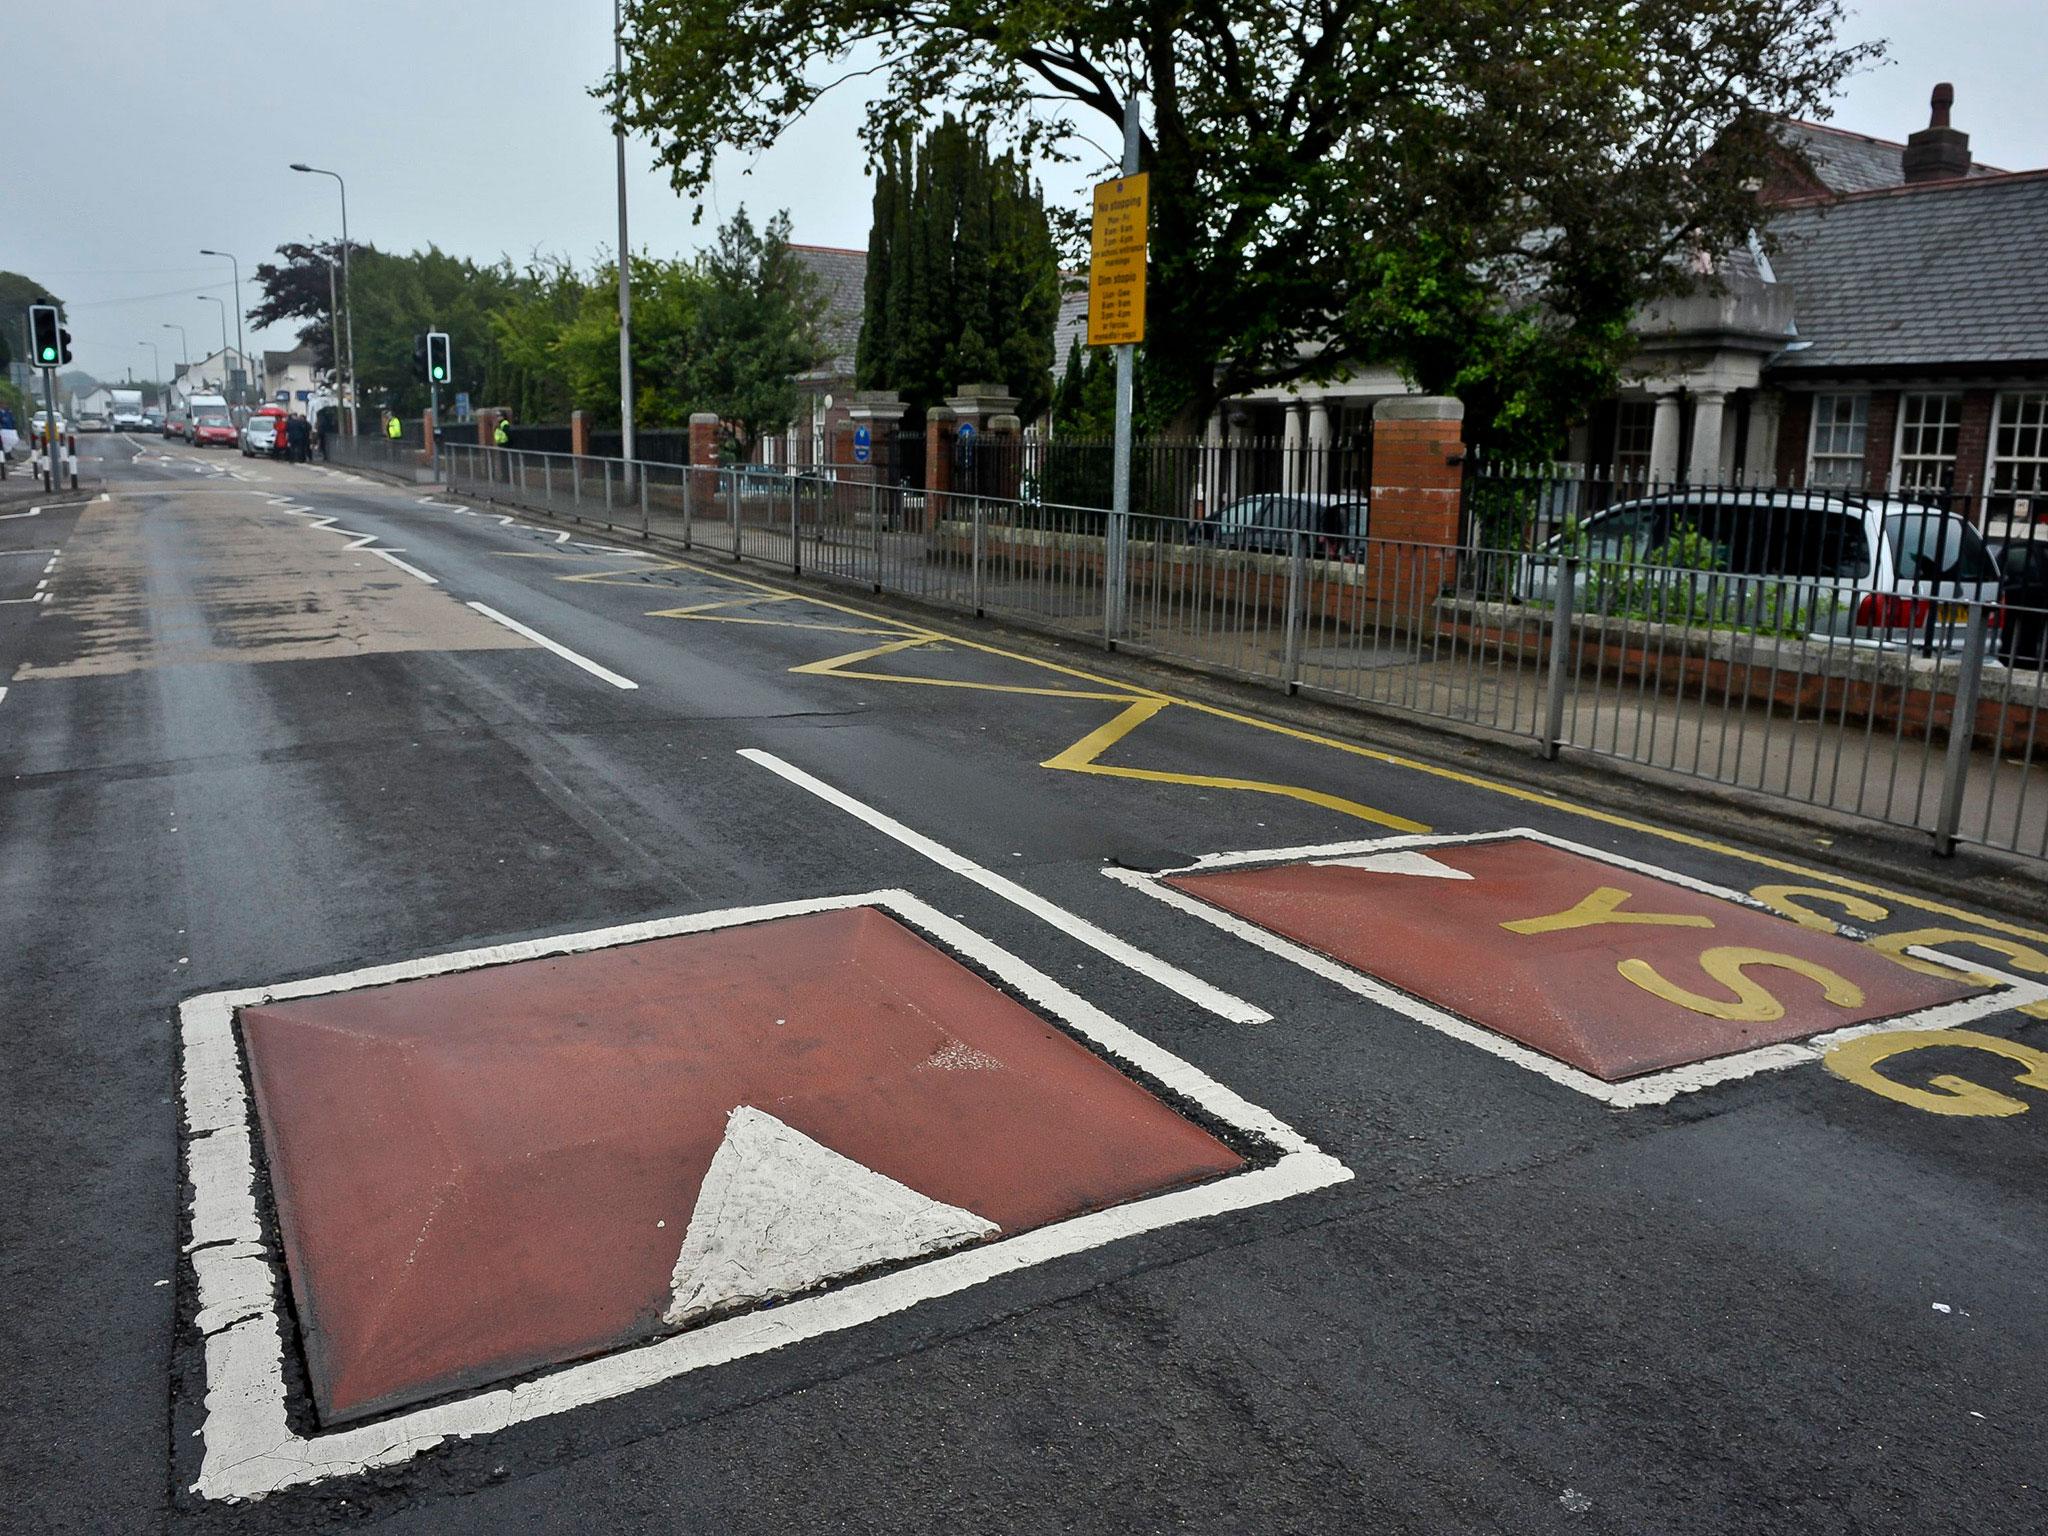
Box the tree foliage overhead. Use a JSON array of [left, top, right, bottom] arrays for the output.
[[856, 115, 1060, 423], [610, 0, 1877, 449]]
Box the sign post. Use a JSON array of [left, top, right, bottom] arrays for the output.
[[1088, 101, 1147, 643]]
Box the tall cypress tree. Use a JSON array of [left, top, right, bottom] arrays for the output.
[[854, 115, 1058, 423]]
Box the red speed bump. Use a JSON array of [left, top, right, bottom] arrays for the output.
[[241, 905, 1241, 1423], [1167, 838, 1978, 1082]]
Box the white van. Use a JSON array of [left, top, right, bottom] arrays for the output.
[[183, 395, 229, 441]]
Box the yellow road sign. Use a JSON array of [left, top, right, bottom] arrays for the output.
[[1087, 173, 1149, 347]]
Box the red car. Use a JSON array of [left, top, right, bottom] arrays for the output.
[[193, 414, 238, 448]]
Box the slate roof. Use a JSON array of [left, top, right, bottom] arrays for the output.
[[788, 244, 868, 375], [1764, 170, 2048, 371], [1053, 278, 1090, 360], [1776, 119, 2004, 197]]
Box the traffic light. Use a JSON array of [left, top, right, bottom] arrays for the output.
[[412, 332, 429, 382], [426, 331, 451, 386], [28, 304, 60, 368]]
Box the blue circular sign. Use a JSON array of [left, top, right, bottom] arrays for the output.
[[957, 422, 975, 439]]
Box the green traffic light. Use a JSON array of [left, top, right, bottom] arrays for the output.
[[40, 347, 55, 362]]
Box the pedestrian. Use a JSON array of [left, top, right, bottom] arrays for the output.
[[287, 414, 311, 463], [387, 414, 403, 442], [317, 422, 329, 462], [493, 414, 511, 448]]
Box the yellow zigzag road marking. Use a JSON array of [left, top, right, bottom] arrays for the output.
[[543, 544, 2048, 946]]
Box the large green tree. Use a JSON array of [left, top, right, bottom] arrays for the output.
[[856, 116, 1060, 423], [610, 0, 1875, 450], [686, 209, 825, 457]]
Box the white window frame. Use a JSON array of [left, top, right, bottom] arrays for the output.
[[1989, 391, 2048, 514], [1891, 392, 1962, 493], [1806, 392, 1868, 487], [1612, 399, 1655, 477]]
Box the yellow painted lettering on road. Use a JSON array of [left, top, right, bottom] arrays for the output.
[[1617, 946, 1864, 1023], [1825, 1029, 2048, 1117], [1867, 929, 2048, 1019], [1750, 884, 1890, 933], [1501, 885, 1715, 937]]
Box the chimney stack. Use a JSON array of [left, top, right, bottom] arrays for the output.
[[1902, 82, 1972, 183]]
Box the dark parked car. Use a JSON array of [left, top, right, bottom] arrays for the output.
[[1990, 533, 2048, 667], [1195, 493, 1370, 559]]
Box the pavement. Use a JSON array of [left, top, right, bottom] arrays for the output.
[[4, 433, 2047, 1533]]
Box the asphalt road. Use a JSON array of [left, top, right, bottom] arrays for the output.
[[4, 435, 2046, 1534]]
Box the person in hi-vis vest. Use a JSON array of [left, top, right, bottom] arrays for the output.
[[386, 414, 403, 441]]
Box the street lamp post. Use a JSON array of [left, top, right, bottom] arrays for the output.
[[613, 0, 636, 474], [199, 250, 248, 412], [163, 322, 189, 370], [292, 164, 357, 435], [138, 341, 161, 405], [196, 296, 230, 393]]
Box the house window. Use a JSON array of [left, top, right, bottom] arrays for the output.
[[1990, 391, 2048, 516], [1894, 392, 1961, 493], [1613, 400, 1654, 478], [1807, 393, 1868, 486]]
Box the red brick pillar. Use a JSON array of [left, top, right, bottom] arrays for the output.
[[476, 409, 503, 447], [570, 409, 590, 460], [689, 412, 722, 467], [985, 413, 1023, 502], [924, 406, 958, 532], [1370, 397, 1465, 620]]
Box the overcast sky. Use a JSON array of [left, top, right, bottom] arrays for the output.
[[5, 0, 2044, 381]]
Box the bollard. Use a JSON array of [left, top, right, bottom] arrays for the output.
[[1541, 555, 1579, 760], [1933, 603, 1992, 856]]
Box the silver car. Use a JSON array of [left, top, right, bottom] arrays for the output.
[[241, 417, 279, 457], [1516, 489, 2001, 648]]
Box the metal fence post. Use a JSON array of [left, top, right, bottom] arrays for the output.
[[729, 471, 741, 561], [1282, 529, 1306, 691], [790, 476, 802, 575], [1104, 510, 1128, 647], [572, 454, 582, 517], [517, 451, 527, 504], [1933, 602, 1991, 856], [604, 458, 614, 520], [1542, 555, 1579, 759], [870, 480, 883, 592], [972, 500, 986, 616], [639, 459, 650, 538], [682, 465, 694, 550]]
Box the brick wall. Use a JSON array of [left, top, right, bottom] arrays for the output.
[[1956, 389, 1995, 494], [1863, 390, 1899, 491]]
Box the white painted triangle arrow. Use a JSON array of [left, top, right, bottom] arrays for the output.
[[1312, 849, 1473, 880], [664, 1106, 998, 1327]]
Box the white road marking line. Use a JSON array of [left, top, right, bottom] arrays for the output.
[[179, 886, 1346, 1500], [0, 687, 8, 706], [554, 530, 571, 543], [1105, 826, 2048, 1108], [738, 748, 1271, 1025], [369, 549, 439, 585], [466, 602, 639, 689]]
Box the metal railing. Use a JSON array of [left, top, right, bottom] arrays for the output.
[[428, 442, 2048, 863]]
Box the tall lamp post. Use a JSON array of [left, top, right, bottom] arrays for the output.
[[138, 341, 161, 409], [612, 0, 636, 472], [199, 249, 248, 411], [196, 296, 230, 394], [163, 323, 190, 420], [291, 163, 357, 435]]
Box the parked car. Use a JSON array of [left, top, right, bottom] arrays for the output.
[[1193, 493, 1370, 559], [142, 410, 164, 432], [242, 405, 290, 457], [1988, 533, 2048, 668], [192, 415, 238, 448], [163, 410, 186, 439], [1515, 490, 2001, 649]]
